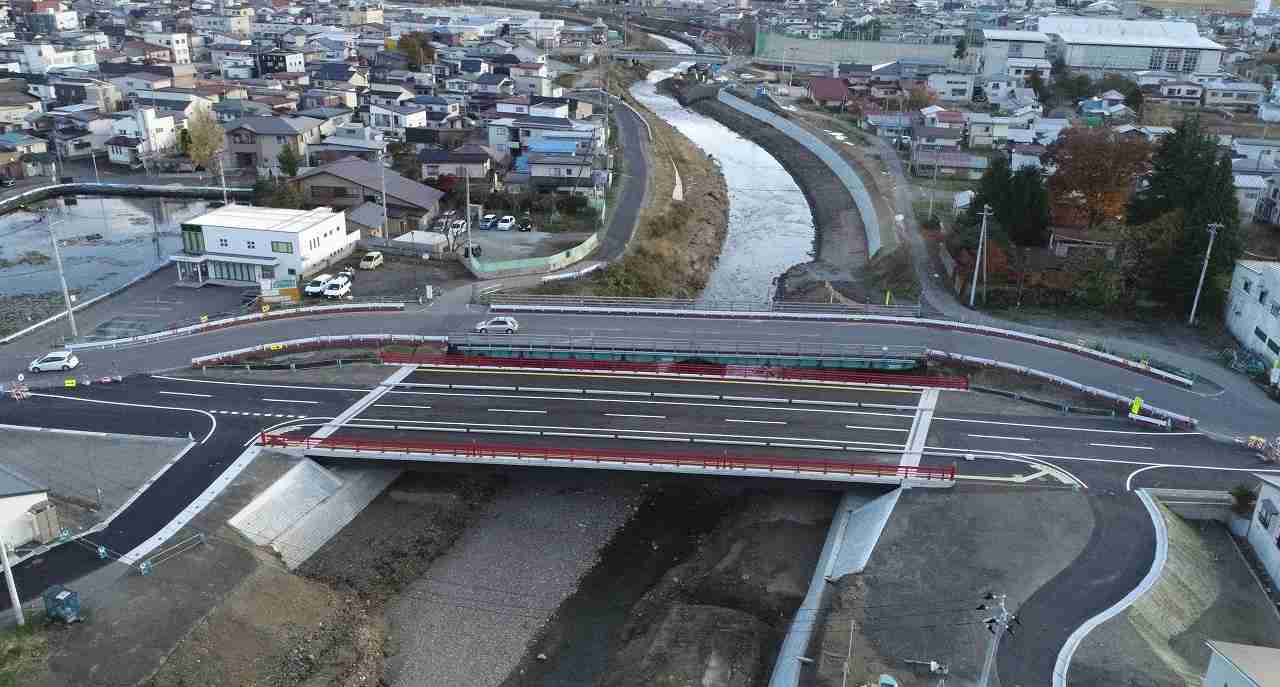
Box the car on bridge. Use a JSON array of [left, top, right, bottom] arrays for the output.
[[29, 350, 79, 373], [474, 316, 520, 334]]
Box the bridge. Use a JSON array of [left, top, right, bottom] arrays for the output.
[[610, 50, 730, 64]]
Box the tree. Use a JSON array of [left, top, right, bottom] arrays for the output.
[[184, 108, 224, 173], [969, 155, 1049, 247], [396, 32, 436, 70], [954, 37, 968, 60], [1027, 70, 1047, 102], [276, 143, 302, 178], [178, 128, 191, 155], [1043, 127, 1151, 229], [905, 86, 936, 111]]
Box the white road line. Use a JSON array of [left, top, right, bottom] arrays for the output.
[[150, 375, 366, 393], [937, 416, 1200, 436], [488, 408, 547, 414], [900, 389, 939, 469], [374, 404, 433, 410], [845, 425, 911, 433], [1089, 442, 1154, 451], [967, 434, 1033, 442], [726, 419, 786, 425], [262, 398, 321, 404], [519, 386, 582, 394], [605, 413, 667, 419], [157, 391, 212, 398], [28, 393, 219, 444]]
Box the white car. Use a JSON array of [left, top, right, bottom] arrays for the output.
[[474, 316, 519, 334], [358, 251, 384, 270], [481, 213, 498, 230], [496, 215, 516, 231], [304, 273, 333, 296], [323, 275, 352, 299], [30, 350, 79, 373]]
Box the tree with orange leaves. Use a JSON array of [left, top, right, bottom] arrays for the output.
[[1042, 127, 1151, 229]]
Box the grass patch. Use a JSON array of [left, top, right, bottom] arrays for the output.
[[0, 251, 51, 270], [863, 245, 920, 301], [0, 620, 49, 687]]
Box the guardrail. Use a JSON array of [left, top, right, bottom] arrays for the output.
[[449, 332, 928, 362], [256, 433, 958, 482], [386, 353, 968, 389], [191, 334, 446, 366], [480, 294, 922, 318], [484, 302, 1194, 387], [73, 302, 407, 352]]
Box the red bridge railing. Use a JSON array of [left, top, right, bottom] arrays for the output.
[[378, 353, 969, 390], [257, 433, 957, 481]]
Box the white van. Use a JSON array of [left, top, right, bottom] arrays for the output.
[[304, 273, 333, 296], [358, 251, 384, 270]]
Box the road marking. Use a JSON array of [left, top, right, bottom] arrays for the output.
[[845, 425, 910, 433], [936, 416, 1200, 436], [263, 398, 321, 404], [725, 419, 786, 425], [150, 375, 366, 393], [900, 389, 939, 469], [27, 393, 218, 444], [1089, 442, 1154, 451], [488, 408, 547, 414], [967, 434, 1032, 442], [157, 391, 212, 398], [374, 404, 433, 410], [605, 413, 667, 419], [518, 386, 582, 394]]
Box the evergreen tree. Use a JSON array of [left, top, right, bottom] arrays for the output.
[[277, 144, 302, 178], [968, 155, 1049, 247]]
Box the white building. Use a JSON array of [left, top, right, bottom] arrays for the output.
[[1226, 260, 1280, 362], [1237, 174, 1267, 218], [1247, 474, 1280, 594], [369, 103, 428, 135], [981, 29, 1049, 76], [1202, 79, 1267, 109], [927, 72, 976, 101], [1038, 17, 1225, 78], [0, 464, 49, 551], [173, 205, 358, 288], [143, 32, 191, 65], [1202, 639, 1280, 687], [106, 108, 176, 167]]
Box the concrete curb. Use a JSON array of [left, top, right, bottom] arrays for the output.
[[1051, 489, 1168, 687]]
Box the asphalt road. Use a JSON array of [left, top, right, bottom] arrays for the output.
[[600, 95, 650, 261]]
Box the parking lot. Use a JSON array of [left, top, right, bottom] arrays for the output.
[[469, 229, 595, 262], [302, 252, 472, 302]]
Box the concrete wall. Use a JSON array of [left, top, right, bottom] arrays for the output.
[[464, 230, 600, 279], [716, 89, 887, 256]]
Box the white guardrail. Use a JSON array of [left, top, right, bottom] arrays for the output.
[[68, 303, 407, 351], [928, 350, 1196, 429], [191, 334, 447, 366], [486, 303, 1196, 388]]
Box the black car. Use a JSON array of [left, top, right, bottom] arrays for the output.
[[0, 177, 15, 188], [517, 216, 534, 232]]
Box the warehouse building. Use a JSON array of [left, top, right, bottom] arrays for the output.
[[1038, 17, 1225, 78]]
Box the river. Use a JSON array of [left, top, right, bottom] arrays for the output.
[[0, 196, 213, 298], [629, 34, 815, 303]]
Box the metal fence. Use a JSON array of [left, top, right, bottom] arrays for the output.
[[448, 332, 927, 361], [479, 293, 922, 318]]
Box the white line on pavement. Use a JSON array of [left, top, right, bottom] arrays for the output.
[[28, 393, 218, 443], [605, 413, 667, 419], [968, 434, 1033, 442], [937, 416, 1200, 436], [1089, 443, 1154, 451], [845, 425, 911, 433], [900, 390, 939, 469], [263, 398, 321, 404], [726, 419, 786, 425], [157, 391, 212, 398], [374, 404, 433, 410], [150, 375, 366, 393], [489, 408, 548, 414]]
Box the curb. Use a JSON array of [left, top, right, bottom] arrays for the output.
[[1052, 489, 1168, 687]]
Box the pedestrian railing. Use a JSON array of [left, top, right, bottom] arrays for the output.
[[477, 293, 923, 318]]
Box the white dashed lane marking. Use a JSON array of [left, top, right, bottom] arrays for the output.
[[213, 410, 302, 418]]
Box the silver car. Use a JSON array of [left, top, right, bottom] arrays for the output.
[[30, 350, 79, 373], [474, 316, 519, 334]]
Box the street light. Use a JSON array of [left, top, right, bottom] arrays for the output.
[[1188, 222, 1222, 326]]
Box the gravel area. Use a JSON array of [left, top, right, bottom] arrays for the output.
[[383, 471, 643, 687]]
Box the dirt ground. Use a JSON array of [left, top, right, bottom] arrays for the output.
[[602, 490, 837, 687], [812, 487, 1094, 686], [1069, 505, 1280, 686], [319, 252, 472, 301]]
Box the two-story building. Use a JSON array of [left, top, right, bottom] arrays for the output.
[[1202, 79, 1267, 110], [419, 143, 506, 190], [1143, 80, 1204, 107], [173, 205, 357, 288], [224, 115, 323, 176], [527, 152, 595, 192], [369, 103, 428, 137], [141, 32, 191, 64], [105, 107, 176, 167], [293, 156, 444, 236], [926, 73, 975, 102]]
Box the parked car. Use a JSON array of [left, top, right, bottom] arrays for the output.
[[323, 275, 352, 299], [517, 216, 534, 232], [496, 215, 516, 231], [304, 273, 334, 296], [481, 213, 498, 230], [29, 350, 79, 373], [0, 177, 15, 188], [474, 316, 519, 334], [358, 251, 384, 270]]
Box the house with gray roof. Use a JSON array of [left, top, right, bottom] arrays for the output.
[[224, 115, 323, 176], [293, 156, 445, 236]]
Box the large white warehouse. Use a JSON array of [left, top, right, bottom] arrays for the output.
[[1038, 17, 1225, 77]]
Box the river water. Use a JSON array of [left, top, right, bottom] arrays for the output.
[[0, 196, 212, 297], [629, 35, 815, 303]]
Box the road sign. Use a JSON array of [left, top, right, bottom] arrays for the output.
[[269, 343, 284, 351], [64, 378, 76, 388], [261, 304, 270, 313], [200, 314, 209, 324], [16, 373, 23, 382], [1129, 397, 1143, 415]]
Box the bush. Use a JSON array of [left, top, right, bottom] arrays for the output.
[[1231, 484, 1258, 517]]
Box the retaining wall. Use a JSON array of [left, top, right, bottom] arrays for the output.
[[464, 231, 601, 279], [716, 89, 887, 257]]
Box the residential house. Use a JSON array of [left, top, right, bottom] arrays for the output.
[[474, 73, 515, 97], [807, 77, 850, 108], [912, 124, 963, 149], [1227, 260, 1280, 363], [509, 62, 560, 98], [366, 82, 414, 108], [109, 72, 172, 100], [105, 107, 175, 167], [258, 49, 305, 76], [1144, 80, 1204, 107], [527, 152, 595, 192], [172, 205, 356, 288], [121, 41, 172, 64], [223, 115, 322, 176], [50, 76, 121, 112], [0, 91, 42, 132], [1238, 174, 1267, 219], [488, 114, 602, 155], [910, 149, 989, 180], [0, 132, 47, 156], [212, 98, 272, 123], [981, 29, 1049, 76], [368, 103, 428, 137], [293, 156, 445, 236], [1203, 79, 1266, 110], [309, 62, 367, 88], [419, 143, 507, 190], [926, 72, 975, 102], [309, 123, 385, 165], [141, 32, 190, 64]]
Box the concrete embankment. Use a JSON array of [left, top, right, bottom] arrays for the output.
[[672, 82, 870, 301]]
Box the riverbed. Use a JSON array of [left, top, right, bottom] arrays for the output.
[[629, 35, 815, 303], [0, 196, 212, 298]]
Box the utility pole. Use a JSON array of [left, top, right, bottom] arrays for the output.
[[1, 540, 23, 627], [976, 592, 1017, 687], [379, 149, 389, 237], [46, 215, 78, 340], [969, 204, 992, 309], [464, 171, 473, 257], [928, 149, 939, 221], [218, 148, 229, 205], [1189, 222, 1223, 326]]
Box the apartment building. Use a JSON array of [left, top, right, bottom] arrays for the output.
[[142, 32, 191, 65]]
